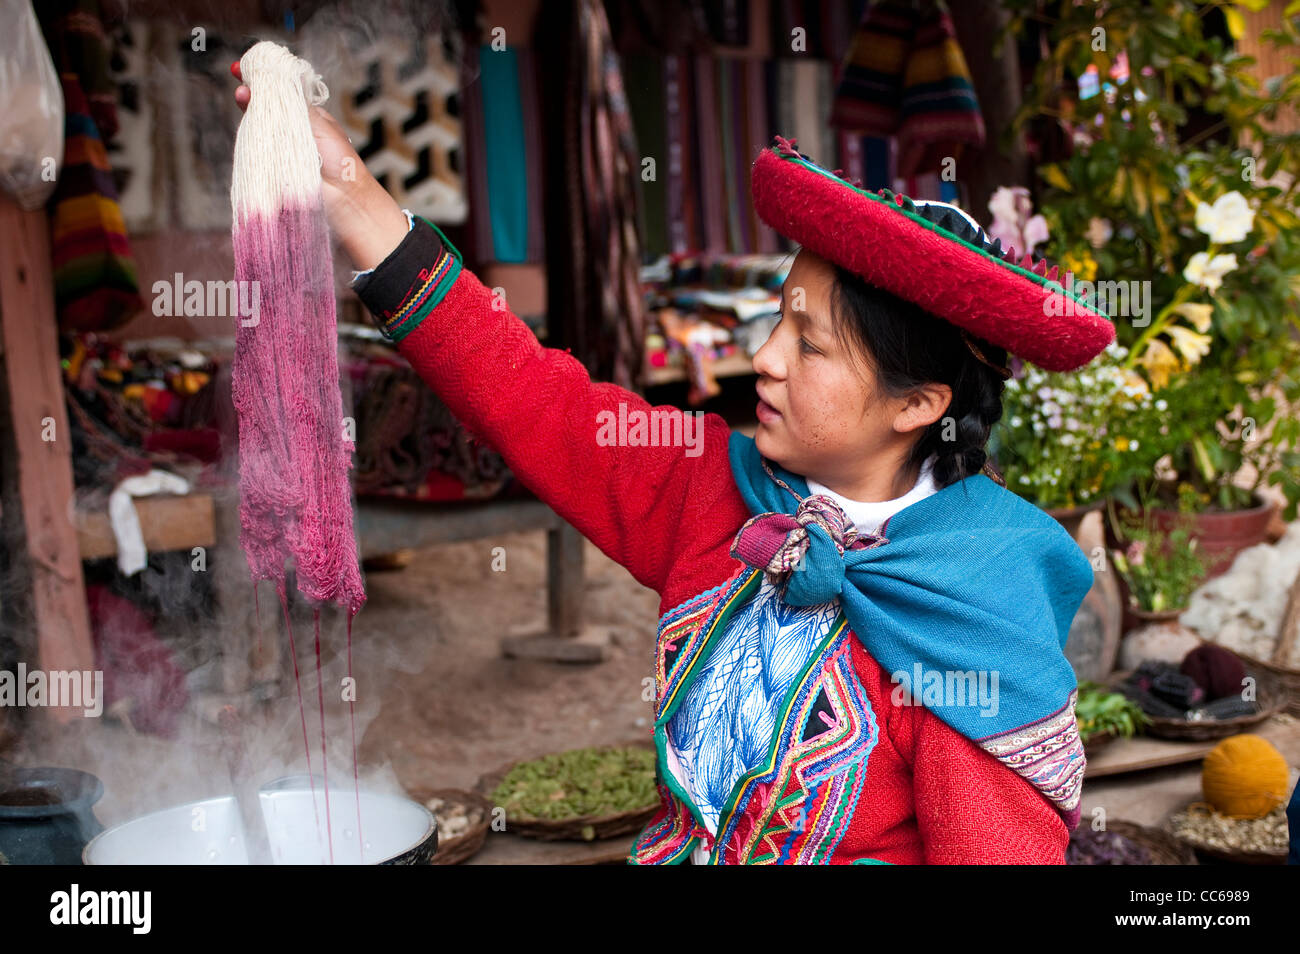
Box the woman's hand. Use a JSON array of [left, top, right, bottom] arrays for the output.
[[232, 62, 409, 272]]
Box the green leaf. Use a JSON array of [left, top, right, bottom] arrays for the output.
[[1041, 163, 1074, 193]]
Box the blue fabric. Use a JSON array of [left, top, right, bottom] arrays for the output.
[[727, 432, 1091, 742], [1288, 777, 1299, 865], [668, 577, 840, 832], [479, 45, 528, 263]]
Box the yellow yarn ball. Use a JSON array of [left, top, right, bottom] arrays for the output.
[[1201, 734, 1289, 819]]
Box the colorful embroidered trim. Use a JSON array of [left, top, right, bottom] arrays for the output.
[[629, 786, 701, 865], [976, 687, 1085, 828], [654, 567, 755, 723], [378, 234, 462, 343], [634, 607, 880, 865]]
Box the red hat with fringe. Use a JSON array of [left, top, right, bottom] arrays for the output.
[[751, 136, 1115, 372]]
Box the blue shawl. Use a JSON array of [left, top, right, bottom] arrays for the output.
[[728, 432, 1091, 823]]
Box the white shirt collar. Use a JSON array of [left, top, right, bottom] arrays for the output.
[[805, 455, 939, 536]]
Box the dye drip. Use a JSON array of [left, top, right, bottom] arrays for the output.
[[231, 41, 367, 863], [313, 610, 332, 865], [279, 587, 320, 841], [348, 613, 363, 860]]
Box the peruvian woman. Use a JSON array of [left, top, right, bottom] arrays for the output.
[[233, 74, 1114, 863]]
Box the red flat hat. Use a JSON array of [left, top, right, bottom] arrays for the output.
[[751, 136, 1115, 372]]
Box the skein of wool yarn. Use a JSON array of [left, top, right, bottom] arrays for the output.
[[230, 41, 365, 615], [1201, 734, 1290, 819]]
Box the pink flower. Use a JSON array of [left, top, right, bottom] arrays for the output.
[[1126, 540, 1146, 566], [986, 186, 1049, 254]]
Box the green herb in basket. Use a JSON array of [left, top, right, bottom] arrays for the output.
[[491, 746, 658, 822], [1075, 682, 1150, 742]]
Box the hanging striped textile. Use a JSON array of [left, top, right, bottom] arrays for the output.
[[829, 0, 985, 178]]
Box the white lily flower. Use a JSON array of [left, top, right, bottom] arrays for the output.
[[1183, 252, 1239, 293], [1194, 192, 1254, 244]]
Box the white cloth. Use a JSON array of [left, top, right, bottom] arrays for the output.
[[675, 454, 940, 864], [806, 454, 939, 536], [108, 470, 190, 576]]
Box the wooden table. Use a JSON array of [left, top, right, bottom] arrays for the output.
[[1081, 714, 1300, 831]]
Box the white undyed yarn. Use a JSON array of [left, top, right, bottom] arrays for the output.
[[230, 41, 330, 221], [1181, 521, 1300, 666]]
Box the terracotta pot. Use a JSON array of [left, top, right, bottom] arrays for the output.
[[1046, 501, 1122, 681], [1103, 491, 1277, 634], [1104, 492, 1277, 578], [1047, 500, 1105, 539], [1129, 605, 1186, 623]]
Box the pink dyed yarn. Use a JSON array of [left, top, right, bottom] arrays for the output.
[[231, 202, 366, 614]]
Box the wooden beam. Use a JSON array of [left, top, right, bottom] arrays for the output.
[[0, 199, 94, 721], [355, 497, 561, 556], [75, 493, 216, 560]]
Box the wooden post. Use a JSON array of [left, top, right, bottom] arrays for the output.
[[546, 521, 585, 638], [0, 199, 95, 721]]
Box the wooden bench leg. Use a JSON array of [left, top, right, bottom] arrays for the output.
[[501, 520, 605, 663], [547, 521, 584, 638]]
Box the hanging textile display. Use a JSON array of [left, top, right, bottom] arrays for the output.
[[829, 0, 985, 179], [538, 0, 646, 390]]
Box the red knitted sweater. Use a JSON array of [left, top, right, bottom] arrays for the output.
[[369, 222, 1070, 864]]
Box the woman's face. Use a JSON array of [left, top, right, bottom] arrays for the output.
[[751, 249, 949, 495]]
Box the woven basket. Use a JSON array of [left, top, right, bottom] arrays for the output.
[[1069, 820, 1198, 865], [1165, 801, 1289, 866], [475, 740, 658, 843], [1109, 665, 1287, 741], [404, 787, 492, 865], [1213, 649, 1300, 717]]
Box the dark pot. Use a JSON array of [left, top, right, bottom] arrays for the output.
[[0, 767, 104, 865]]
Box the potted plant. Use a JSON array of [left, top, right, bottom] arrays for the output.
[[1005, 0, 1300, 574], [1108, 485, 1214, 635]]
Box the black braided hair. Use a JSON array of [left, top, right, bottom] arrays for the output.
[[828, 265, 1008, 491]]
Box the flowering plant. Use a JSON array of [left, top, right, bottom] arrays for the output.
[[1108, 488, 1213, 613], [1006, 0, 1300, 519], [991, 341, 1162, 510], [987, 343, 1175, 512]]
